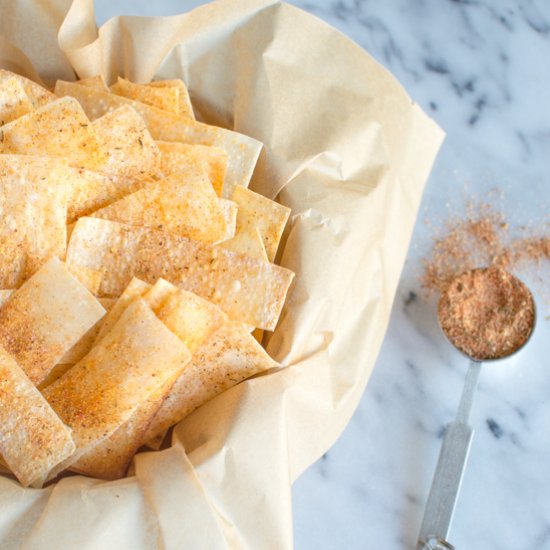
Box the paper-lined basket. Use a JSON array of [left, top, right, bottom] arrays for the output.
[[0, 0, 443, 547]]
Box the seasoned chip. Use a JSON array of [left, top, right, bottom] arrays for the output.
[[148, 79, 194, 119], [0, 97, 107, 171], [0, 69, 55, 108], [70, 373, 177, 481], [93, 278, 152, 344], [144, 322, 278, 445], [92, 105, 160, 179], [42, 299, 191, 475], [0, 77, 33, 125], [69, 282, 226, 479], [55, 81, 262, 197], [219, 226, 268, 262], [156, 141, 227, 196], [66, 264, 103, 295], [232, 186, 291, 262], [0, 344, 75, 487], [67, 167, 146, 223], [57, 298, 115, 366], [0, 257, 106, 385], [0, 155, 70, 287], [76, 75, 109, 92], [67, 217, 294, 330], [111, 77, 180, 114], [92, 172, 227, 244]]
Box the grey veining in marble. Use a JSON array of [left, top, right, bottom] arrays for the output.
[[94, 1, 550, 549]]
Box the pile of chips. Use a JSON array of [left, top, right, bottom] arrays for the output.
[[0, 70, 294, 487]]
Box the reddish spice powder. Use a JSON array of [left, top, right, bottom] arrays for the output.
[[438, 267, 535, 361]]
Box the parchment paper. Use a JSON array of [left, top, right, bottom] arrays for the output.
[[0, 1, 444, 548]]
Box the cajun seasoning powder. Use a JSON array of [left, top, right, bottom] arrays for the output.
[[438, 267, 535, 361]]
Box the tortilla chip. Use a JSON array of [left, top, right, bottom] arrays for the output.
[[148, 79, 194, 119], [69, 282, 226, 479], [66, 217, 294, 330], [77, 75, 110, 92], [232, 186, 291, 262], [69, 374, 175, 480], [66, 264, 103, 295], [219, 226, 268, 262], [0, 290, 14, 308], [111, 77, 180, 114], [0, 155, 70, 287], [0, 69, 55, 108], [0, 77, 33, 125], [156, 141, 227, 197], [92, 172, 228, 244], [144, 321, 278, 445], [92, 105, 160, 179], [0, 344, 75, 487], [218, 198, 238, 241], [67, 167, 147, 223], [0, 97, 107, 171], [0, 257, 106, 385], [93, 278, 152, 344], [55, 80, 262, 198], [57, 297, 115, 366], [42, 299, 191, 475]]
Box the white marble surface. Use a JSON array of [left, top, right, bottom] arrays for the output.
[[93, 2, 550, 549]]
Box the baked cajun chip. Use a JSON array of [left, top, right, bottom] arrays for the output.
[[42, 299, 191, 477], [66, 217, 294, 330], [0, 96, 108, 171], [91, 105, 160, 179], [55, 80, 262, 198], [0, 257, 106, 385], [0, 155, 70, 287], [0, 77, 33, 125], [156, 141, 227, 197], [111, 77, 180, 114], [0, 344, 75, 487], [70, 281, 227, 480], [66, 167, 146, 223], [0, 69, 55, 108], [219, 226, 268, 262], [143, 321, 278, 447], [232, 186, 291, 262], [147, 79, 194, 119], [91, 172, 228, 244]]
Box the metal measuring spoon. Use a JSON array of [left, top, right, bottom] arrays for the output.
[[416, 268, 536, 550]]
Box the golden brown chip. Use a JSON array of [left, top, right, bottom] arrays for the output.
[[144, 321, 278, 445], [0, 77, 33, 125], [0, 97, 108, 171], [92, 105, 160, 179], [55, 80, 262, 198], [66, 167, 147, 223], [219, 226, 268, 262], [232, 186, 291, 262], [93, 278, 152, 344], [0, 257, 106, 385], [0, 290, 14, 308], [0, 344, 75, 487], [76, 75, 110, 92], [0, 155, 70, 287], [156, 141, 227, 196], [66, 264, 103, 295], [111, 77, 180, 114], [148, 79, 194, 119], [66, 217, 294, 330], [0, 69, 55, 108], [91, 172, 228, 244], [42, 299, 191, 476]]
